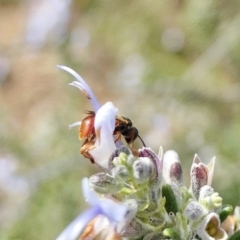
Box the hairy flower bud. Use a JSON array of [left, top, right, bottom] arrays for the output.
[[89, 173, 121, 194], [132, 157, 153, 184], [121, 218, 147, 238], [199, 186, 222, 210], [163, 150, 183, 186], [111, 165, 130, 182], [190, 155, 215, 200], [185, 201, 206, 221], [123, 199, 138, 223]]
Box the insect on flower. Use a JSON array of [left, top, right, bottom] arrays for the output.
[[79, 111, 146, 147], [57, 65, 145, 165]]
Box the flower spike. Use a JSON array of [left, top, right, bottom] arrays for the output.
[[57, 65, 239, 240]]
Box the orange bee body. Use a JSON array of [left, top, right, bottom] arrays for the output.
[[79, 111, 145, 145], [79, 114, 95, 140]]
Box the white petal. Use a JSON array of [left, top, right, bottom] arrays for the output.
[[94, 102, 117, 130], [89, 102, 118, 169], [207, 156, 215, 186]]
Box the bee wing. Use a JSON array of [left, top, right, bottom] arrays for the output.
[[115, 115, 129, 125]]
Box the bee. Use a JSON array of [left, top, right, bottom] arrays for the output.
[[79, 111, 146, 161], [114, 116, 146, 147]]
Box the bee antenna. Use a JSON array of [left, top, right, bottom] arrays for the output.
[[137, 135, 146, 147]]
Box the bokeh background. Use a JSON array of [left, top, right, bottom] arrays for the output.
[[1, 0, 240, 239]]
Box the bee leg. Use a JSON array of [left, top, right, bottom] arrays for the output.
[[114, 132, 122, 143], [80, 139, 95, 163]]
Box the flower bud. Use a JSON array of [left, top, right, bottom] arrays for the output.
[[199, 185, 214, 198], [199, 186, 222, 210], [163, 150, 183, 186], [190, 154, 215, 200], [110, 147, 135, 168], [132, 157, 153, 184], [111, 165, 130, 182], [89, 173, 121, 194], [112, 152, 128, 166], [185, 201, 206, 221], [138, 147, 163, 185], [121, 218, 147, 238], [123, 199, 138, 223]]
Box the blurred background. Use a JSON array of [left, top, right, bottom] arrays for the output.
[[1, 0, 240, 238]]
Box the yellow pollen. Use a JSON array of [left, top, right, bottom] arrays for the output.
[[206, 222, 217, 236]]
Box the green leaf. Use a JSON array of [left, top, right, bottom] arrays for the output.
[[162, 184, 178, 214], [219, 204, 233, 223], [227, 230, 240, 240]]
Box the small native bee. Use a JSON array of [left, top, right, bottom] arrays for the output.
[[79, 111, 146, 147], [114, 116, 146, 147]]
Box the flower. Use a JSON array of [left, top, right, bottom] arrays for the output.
[[185, 201, 206, 221], [221, 206, 240, 236], [190, 154, 215, 200], [56, 178, 128, 240], [89, 102, 118, 169], [196, 213, 228, 240], [57, 65, 120, 168]]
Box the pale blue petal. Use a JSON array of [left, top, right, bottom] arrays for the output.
[[82, 178, 100, 206], [56, 207, 100, 240], [56, 65, 101, 112], [98, 199, 128, 223], [82, 179, 128, 223]]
